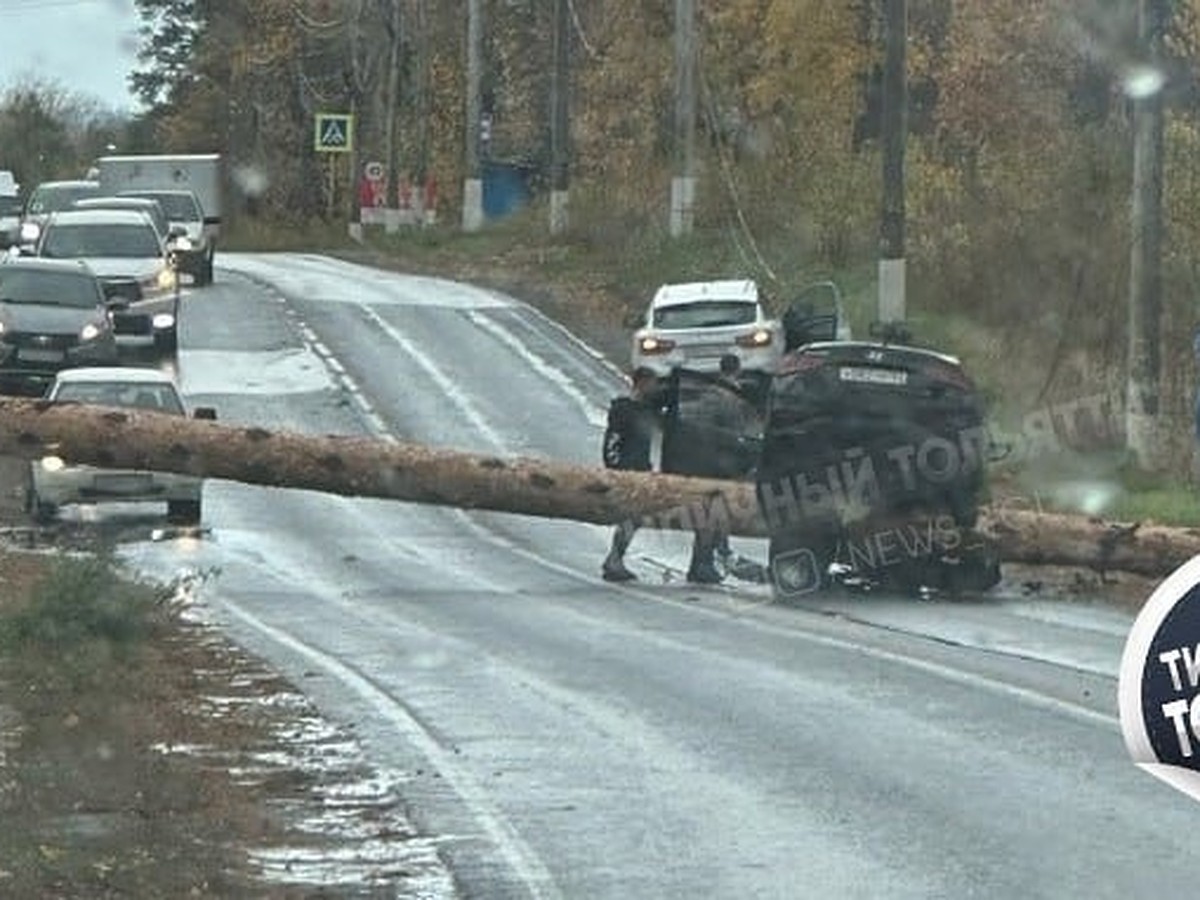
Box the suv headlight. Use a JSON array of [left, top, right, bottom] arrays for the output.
[[79, 323, 102, 342], [637, 336, 676, 354], [157, 267, 177, 290], [736, 329, 773, 348]]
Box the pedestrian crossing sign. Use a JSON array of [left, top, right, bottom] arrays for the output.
[[314, 113, 354, 153]]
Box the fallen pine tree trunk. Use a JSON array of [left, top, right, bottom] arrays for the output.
[[0, 397, 1195, 579]]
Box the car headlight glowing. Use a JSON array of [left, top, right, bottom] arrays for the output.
[[638, 336, 675, 354], [79, 323, 102, 342], [735, 329, 773, 348], [156, 267, 177, 290], [152, 313, 175, 330], [40, 456, 65, 472]]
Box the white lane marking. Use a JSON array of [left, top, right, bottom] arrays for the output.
[[292, 315, 395, 442], [358, 303, 507, 451], [452, 513, 1121, 732], [216, 595, 563, 900], [503, 298, 629, 386], [465, 311, 609, 428]]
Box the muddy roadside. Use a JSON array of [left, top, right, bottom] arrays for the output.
[[0, 466, 455, 898]]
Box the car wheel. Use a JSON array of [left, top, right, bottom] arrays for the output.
[[940, 539, 1003, 595], [166, 499, 201, 525], [27, 489, 57, 525], [154, 328, 178, 356], [193, 252, 213, 286]]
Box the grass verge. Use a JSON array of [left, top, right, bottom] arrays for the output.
[[0, 552, 329, 897]]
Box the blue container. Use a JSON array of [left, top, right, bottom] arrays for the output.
[[482, 162, 533, 219]]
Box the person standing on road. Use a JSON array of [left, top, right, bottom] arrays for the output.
[[601, 366, 666, 582], [685, 354, 760, 582]]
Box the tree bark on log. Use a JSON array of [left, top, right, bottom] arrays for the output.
[[0, 397, 1195, 579]]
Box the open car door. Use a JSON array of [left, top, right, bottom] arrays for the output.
[[781, 280, 851, 352]]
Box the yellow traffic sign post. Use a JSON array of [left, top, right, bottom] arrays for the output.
[[314, 113, 355, 220]]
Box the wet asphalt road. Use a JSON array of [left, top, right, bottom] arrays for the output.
[[118, 254, 1200, 899]]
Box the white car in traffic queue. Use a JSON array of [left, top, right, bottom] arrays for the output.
[[630, 280, 785, 377], [29, 207, 181, 354], [27, 367, 215, 526]]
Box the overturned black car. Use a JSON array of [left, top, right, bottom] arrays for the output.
[[755, 309, 1002, 598]]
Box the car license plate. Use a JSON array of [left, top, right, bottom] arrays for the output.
[[93, 474, 152, 492], [839, 366, 907, 386], [686, 345, 732, 360], [18, 349, 62, 363]]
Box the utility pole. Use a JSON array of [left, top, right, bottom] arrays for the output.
[[462, 0, 484, 232], [878, 0, 907, 322], [1127, 0, 1167, 469], [670, 0, 696, 238], [549, 0, 571, 235], [413, 0, 431, 218], [383, 0, 402, 206]]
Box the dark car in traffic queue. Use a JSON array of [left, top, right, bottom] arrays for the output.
[[28, 207, 181, 356], [0, 257, 118, 394], [755, 306, 1003, 599], [0, 193, 21, 249]]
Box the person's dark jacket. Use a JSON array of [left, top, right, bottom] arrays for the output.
[[603, 394, 662, 471]]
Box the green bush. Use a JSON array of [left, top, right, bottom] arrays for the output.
[[0, 555, 169, 660]]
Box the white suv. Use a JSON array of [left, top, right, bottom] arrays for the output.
[[631, 279, 784, 376]]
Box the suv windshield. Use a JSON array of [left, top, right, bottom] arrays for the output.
[[122, 191, 200, 221], [41, 222, 162, 259], [26, 184, 100, 215], [654, 301, 758, 329], [53, 381, 184, 414], [0, 268, 102, 309]]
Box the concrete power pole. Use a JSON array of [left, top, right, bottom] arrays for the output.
[[462, 0, 485, 232], [1126, 0, 1167, 468], [549, 0, 571, 235], [384, 0, 402, 209], [670, 0, 696, 238], [878, 0, 907, 322]]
